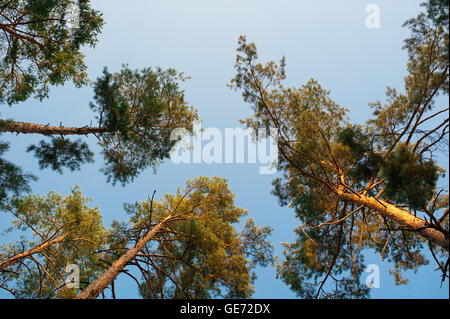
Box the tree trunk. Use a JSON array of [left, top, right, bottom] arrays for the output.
[[76, 216, 174, 299], [0, 120, 107, 136], [0, 234, 68, 271], [336, 189, 449, 251]]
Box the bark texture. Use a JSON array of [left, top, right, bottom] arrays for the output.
[[0, 234, 68, 271], [337, 189, 449, 251], [76, 216, 174, 299], [0, 120, 106, 136]]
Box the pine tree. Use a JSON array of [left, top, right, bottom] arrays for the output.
[[229, 0, 449, 298], [0, 0, 199, 194], [0, 177, 273, 299]]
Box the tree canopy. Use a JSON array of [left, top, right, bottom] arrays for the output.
[[0, 0, 199, 192], [0, 177, 273, 299], [0, 0, 103, 105], [0, 0, 448, 300], [229, 0, 448, 298], [0, 186, 105, 298]]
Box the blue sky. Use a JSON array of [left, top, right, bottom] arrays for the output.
[[1, 0, 448, 298]]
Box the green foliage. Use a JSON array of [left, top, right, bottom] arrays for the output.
[[0, 0, 104, 104], [1, 3, 199, 187], [0, 180, 272, 299], [26, 137, 94, 173], [0, 187, 106, 298], [404, 0, 449, 55], [4, 64, 199, 186], [277, 227, 370, 299], [338, 127, 371, 159], [231, 0, 449, 298], [381, 143, 442, 210], [337, 126, 383, 182], [349, 154, 382, 182], [90, 66, 199, 185], [403, 0, 449, 100], [230, 36, 374, 298], [0, 140, 36, 205], [111, 176, 274, 299], [90, 68, 130, 137], [425, 0, 449, 26], [11, 186, 105, 249]]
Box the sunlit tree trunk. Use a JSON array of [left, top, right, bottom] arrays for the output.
[[76, 215, 174, 299], [0, 234, 68, 271], [0, 120, 106, 136], [336, 188, 449, 251]]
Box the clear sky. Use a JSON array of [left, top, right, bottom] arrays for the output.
[[1, 0, 448, 299]]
